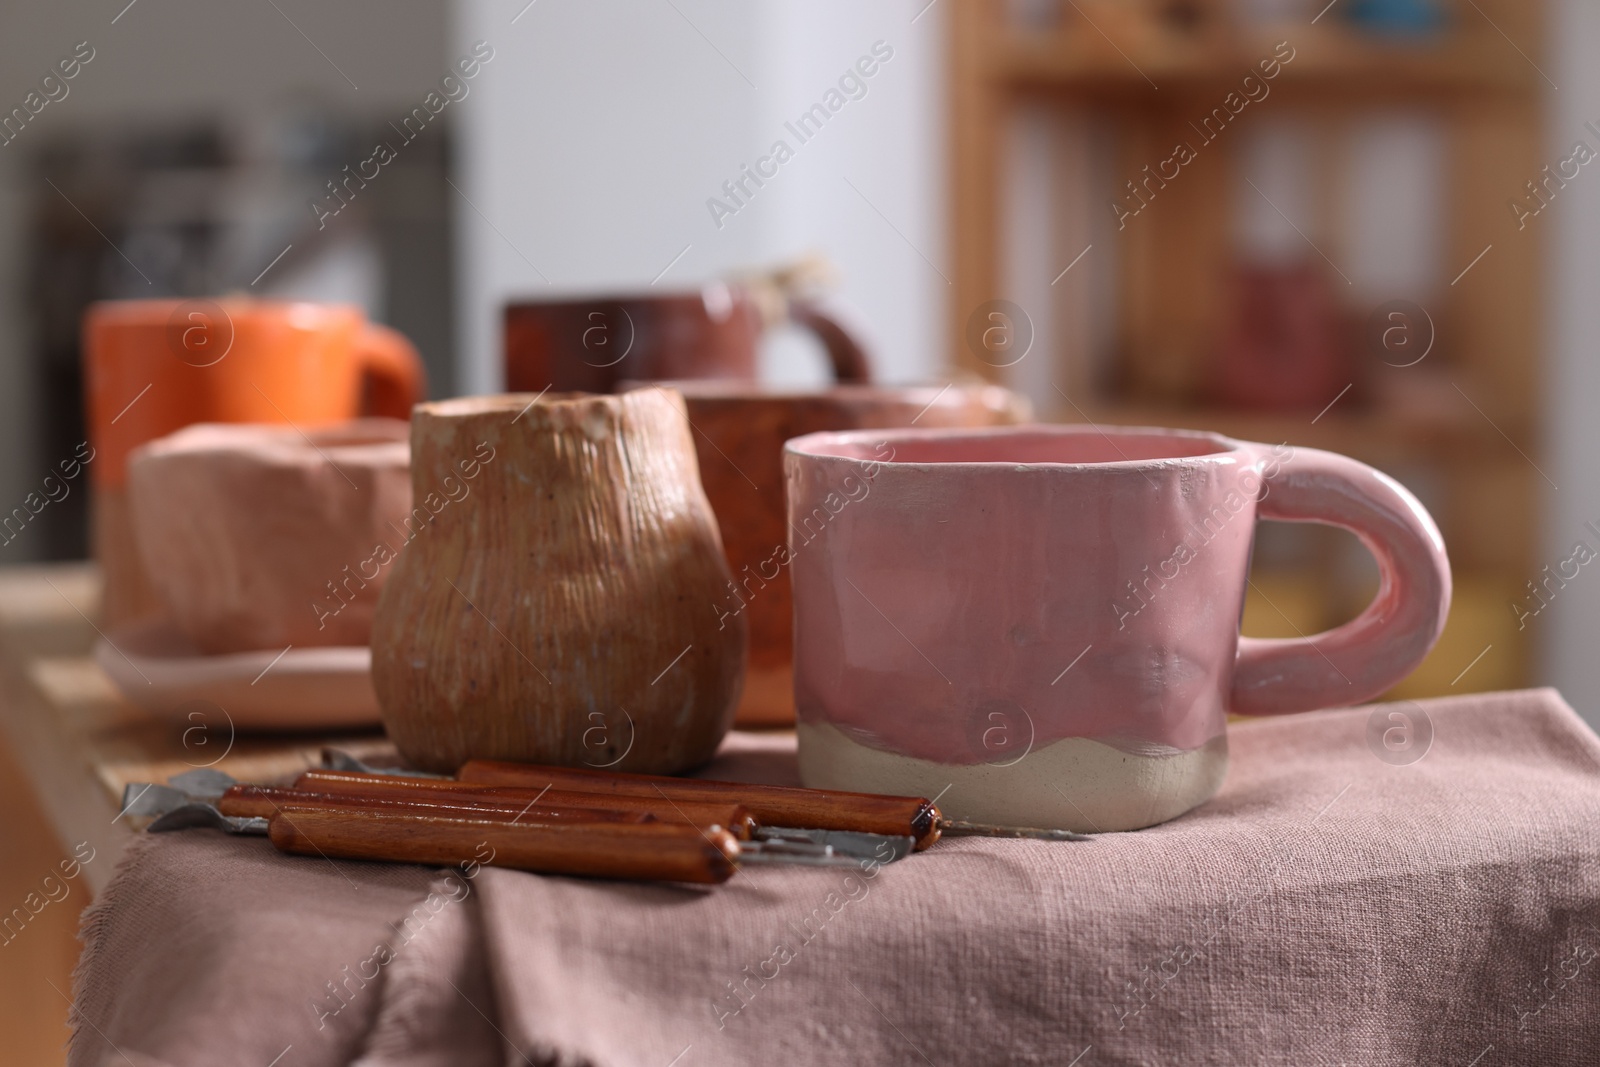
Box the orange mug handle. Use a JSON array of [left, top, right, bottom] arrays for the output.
[[355, 322, 427, 418]]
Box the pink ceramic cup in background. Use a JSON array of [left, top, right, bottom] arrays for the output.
[[784, 425, 1451, 832]]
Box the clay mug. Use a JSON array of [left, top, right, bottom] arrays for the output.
[[84, 299, 426, 625], [371, 390, 746, 774], [784, 425, 1450, 831], [126, 419, 412, 654], [503, 282, 871, 394], [625, 380, 1031, 727]]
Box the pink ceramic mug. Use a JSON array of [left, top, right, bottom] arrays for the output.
[[783, 425, 1451, 831]]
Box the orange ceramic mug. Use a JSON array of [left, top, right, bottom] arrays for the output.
[[83, 299, 426, 623]]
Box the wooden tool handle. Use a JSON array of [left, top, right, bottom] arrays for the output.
[[220, 784, 653, 827], [267, 806, 740, 884], [458, 759, 942, 849], [292, 771, 756, 838]]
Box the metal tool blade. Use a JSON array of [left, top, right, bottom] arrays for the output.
[[735, 844, 863, 868], [164, 767, 239, 799], [122, 782, 209, 818], [940, 820, 1092, 842], [321, 749, 445, 778], [754, 827, 915, 863], [146, 805, 269, 834], [123, 783, 266, 834]]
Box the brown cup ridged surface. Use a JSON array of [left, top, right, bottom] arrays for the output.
[[371, 390, 745, 774]]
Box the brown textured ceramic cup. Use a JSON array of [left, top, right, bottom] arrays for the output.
[[624, 380, 1031, 727], [504, 284, 871, 393], [371, 391, 745, 774]]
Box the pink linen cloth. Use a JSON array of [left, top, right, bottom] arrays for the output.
[[70, 688, 1600, 1066]]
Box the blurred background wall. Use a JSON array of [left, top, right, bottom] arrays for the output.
[[0, 0, 458, 561], [0, 0, 1597, 725], [452, 0, 946, 393]]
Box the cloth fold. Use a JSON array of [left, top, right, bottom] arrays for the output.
[[71, 689, 1600, 1067]]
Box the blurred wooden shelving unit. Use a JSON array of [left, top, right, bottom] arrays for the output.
[[989, 21, 1536, 94], [949, 0, 1545, 696]]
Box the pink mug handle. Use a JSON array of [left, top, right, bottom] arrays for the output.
[[1231, 446, 1451, 715]]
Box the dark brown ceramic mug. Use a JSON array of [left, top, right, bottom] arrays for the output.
[[504, 283, 871, 393], [623, 380, 1031, 727]]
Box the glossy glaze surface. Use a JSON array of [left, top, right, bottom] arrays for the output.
[[785, 425, 1450, 826], [85, 299, 423, 489]]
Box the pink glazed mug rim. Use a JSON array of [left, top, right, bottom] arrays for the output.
[[784, 422, 1247, 470]]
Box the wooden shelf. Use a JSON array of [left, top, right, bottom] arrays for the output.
[[1074, 402, 1521, 463], [987, 23, 1538, 97], [947, 0, 1546, 693]]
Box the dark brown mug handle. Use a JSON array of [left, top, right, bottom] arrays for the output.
[[786, 299, 872, 383]]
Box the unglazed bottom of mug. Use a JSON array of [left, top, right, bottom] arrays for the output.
[[797, 722, 1229, 833]]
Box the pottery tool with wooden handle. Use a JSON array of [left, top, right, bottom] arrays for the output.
[[126, 782, 679, 835], [300, 764, 922, 860], [166, 769, 911, 862], [269, 807, 749, 883], [221, 782, 754, 837], [283, 773, 759, 839], [454, 760, 1090, 844], [218, 783, 648, 823], [456, 760, 940, 845], [121, 778, 865, 881]]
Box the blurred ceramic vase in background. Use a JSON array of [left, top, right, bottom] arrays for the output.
[[371, 390, 745, 774], [1211, 261, 1352, 411]]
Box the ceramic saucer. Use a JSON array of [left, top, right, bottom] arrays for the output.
[[93, 617, 380, 730]]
